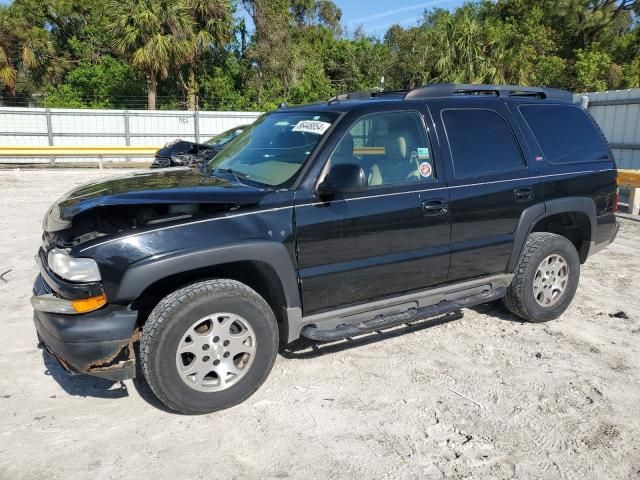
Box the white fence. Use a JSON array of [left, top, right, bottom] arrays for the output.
[[0, 107, 262, 163], [578, 89, 640, 170]]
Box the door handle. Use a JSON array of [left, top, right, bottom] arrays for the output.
[[422, 199, 448, 216], [514, 187, 534, 202]]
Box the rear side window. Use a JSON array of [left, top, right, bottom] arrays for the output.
[[519, 105, 609, 164], [442, 109, 525, 177]]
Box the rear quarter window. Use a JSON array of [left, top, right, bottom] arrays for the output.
[[518, 104, 609, 164], [442, 108, 525, 177]]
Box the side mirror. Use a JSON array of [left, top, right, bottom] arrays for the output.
[[318, 163, 368, 195]]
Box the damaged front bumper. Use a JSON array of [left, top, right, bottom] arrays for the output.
[[33, 274, 138, 382]]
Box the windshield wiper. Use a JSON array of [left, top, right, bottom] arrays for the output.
[[215, 168, 251, 181]]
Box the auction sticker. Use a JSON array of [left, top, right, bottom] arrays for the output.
[[417, 147, 430, 160], [419, 161, 433, 178], [292, 120, 331, 135]]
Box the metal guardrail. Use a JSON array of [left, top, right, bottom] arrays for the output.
[[0, 146, 157, 168], [0, 146, 157, 157], [618, 169, 640, 188], [618, 169, 640, 215], [0, 145, 387, 161]]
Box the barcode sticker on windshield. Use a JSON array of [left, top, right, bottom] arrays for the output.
[[292, 120, 331, 135]]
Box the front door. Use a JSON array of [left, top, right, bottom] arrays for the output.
[[295, 109, 451, 315]]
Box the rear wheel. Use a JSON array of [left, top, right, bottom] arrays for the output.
[[503, 232, 580, 323], [141, 279, 278, 414]]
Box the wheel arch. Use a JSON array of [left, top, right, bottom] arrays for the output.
[[508, 197, 597, 272], [117, 242, 300, 333]]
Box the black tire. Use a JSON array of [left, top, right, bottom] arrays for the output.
[[140, 279, 278, 414], [503, 232, 580, 323]]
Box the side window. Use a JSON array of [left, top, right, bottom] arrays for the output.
[[519, 104, 609, 164], [442, 109, 525, 177], [329, 111, 434, 187]]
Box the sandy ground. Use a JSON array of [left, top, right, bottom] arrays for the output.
[[0, 169, 639, 480]]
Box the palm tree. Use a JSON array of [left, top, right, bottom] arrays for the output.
[[184, 0, 232, 110], [110, 0, 194, 110], [0, 44, 15, 93], [427, 10, 508, 85], [0, 5, 52, 96]]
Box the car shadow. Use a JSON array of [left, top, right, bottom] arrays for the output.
[[280, 310, 465, 359], [39, 302, 522, 410], [280, 301, 530, 360], [41, 350, 129, 399], [129, 343, 176, 414], [41, 343, 176, 412], [468, 301, 529, 324]]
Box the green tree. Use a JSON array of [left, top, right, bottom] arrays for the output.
[[0, 2, 54, 97], [574, 44, 616, 91], [0, 8, 16, 92], [110, 0, 194, 109], [183, 0, 233, 110], [43, 56, 145, 108]]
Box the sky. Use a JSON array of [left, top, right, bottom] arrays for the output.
[[336, 0, 466, 35], [0, 0, 469, 36]]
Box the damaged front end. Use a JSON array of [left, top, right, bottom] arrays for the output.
[[32, 271, 139, 381], [39, 331, 137, 382], [33, 169, 267, 381]]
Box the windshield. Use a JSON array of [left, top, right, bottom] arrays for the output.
[[205, 126, 246, 147], [209, 111, 337, 187]]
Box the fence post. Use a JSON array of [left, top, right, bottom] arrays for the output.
[[630, 187, 640, 216], [45, 108, 54, 164], [124, 109, 131, 163], [580, 95, 589, 110], [194, 110, 200, 144]]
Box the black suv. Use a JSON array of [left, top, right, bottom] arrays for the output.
[[32, 84, 619, 414]]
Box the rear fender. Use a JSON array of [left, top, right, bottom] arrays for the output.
[[507, 197, 596, 272]]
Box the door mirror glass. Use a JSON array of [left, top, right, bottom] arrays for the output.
[[318, 163, 368, 195]]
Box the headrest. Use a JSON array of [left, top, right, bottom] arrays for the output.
[[335, 133, 354, 156], [373, 119, 389, 138], [385, 135, 408, 159]]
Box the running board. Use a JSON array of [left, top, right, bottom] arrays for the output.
[[301, 286, 506, 342]]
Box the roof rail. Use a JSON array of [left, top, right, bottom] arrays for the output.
[[328, 91, 372, 103], [404, 83, 573, 102], [328, 89, 408, 104]]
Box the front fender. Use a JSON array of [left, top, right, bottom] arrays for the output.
[[113, 241, 301, 308]]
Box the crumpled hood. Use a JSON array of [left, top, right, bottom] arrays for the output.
[[44, 168, 267, 232], [155, 140, 214, 158]]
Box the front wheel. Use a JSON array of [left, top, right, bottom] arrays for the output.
[[141, 279, 278, 414], [503, 232, 580, 323]]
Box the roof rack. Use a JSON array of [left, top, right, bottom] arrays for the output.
[[403, 83, 573, 102]]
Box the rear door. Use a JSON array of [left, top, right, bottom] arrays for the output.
[[294, 108, 451, 315], [431, 98, 541, 282]]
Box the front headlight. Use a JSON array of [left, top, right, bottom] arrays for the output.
[[47, 248, 101, 282]]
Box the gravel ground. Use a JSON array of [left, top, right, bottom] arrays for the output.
[[0, 169, 639, 480]]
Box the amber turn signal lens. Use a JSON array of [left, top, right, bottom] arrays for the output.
[[71, 293, 107, 313]]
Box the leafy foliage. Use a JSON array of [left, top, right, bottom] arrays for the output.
[[1, 0, 638, 109]]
